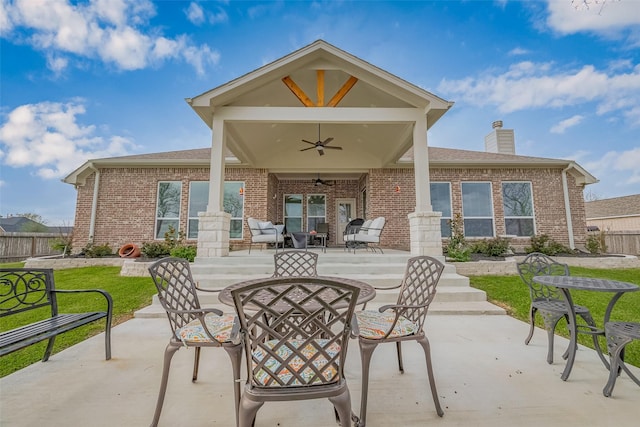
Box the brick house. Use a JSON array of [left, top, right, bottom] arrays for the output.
[[63, 40, 596, 257]]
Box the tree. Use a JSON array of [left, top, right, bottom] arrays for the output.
[[13, 212, 47, 224]]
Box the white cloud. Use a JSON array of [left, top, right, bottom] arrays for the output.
[[508, 47, 529, 56], [547, 0, 640, 34], [186, 2, 205, 25], [0, 180, 5, 187], [550, 114, 585, 133], [582, 147, 640, 186], [437, 61, 640, 125], [2, 0, 220, 75], [0, 101, 136, 179]]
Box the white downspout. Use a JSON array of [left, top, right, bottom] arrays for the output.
[[561, 165, 575, 249], [88, 164, 100, 244]]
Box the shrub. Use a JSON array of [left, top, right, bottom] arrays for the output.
[[170, 245, 197, 262], [446, 213, 471, 262], [471, 237, 511, 257], [585, 231, 608, 254], [164, 225, 185, 249], [80, 243, 113, 257], [525, 234, 571, 256], [141, 241, 171, 258], [50, 237, 72, 256]]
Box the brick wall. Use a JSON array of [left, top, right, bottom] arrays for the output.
[[71, 164, 587, 253]]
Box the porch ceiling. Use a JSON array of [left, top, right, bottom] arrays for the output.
[[225, 121, 414, 172]]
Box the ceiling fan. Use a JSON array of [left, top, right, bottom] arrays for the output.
[[313, 174, 333, 186], [300, 124, 343, 156]]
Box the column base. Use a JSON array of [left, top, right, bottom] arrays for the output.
[[408, 211, 443, 256], [196, 211, 231, 258]]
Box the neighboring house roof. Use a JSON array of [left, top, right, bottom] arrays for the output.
[[64, 146, 598, 186], [0, 217, 51, 233], [585, 194, 640, 219]]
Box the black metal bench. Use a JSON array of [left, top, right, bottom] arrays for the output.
[[0, 268, 113, 361]]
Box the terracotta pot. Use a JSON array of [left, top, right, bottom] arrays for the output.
[[118, 243, 141, 258]]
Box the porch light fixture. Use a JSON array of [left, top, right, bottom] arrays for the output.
[[394, 185, 400, 193], [239, 187, 244, 196]]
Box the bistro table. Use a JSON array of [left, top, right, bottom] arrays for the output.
[[218, 275, 376, 312], [532, 275, 639, 381]]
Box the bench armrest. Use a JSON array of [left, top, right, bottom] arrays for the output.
[[52, 289, 113, 316]]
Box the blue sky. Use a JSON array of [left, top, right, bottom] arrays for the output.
[[1, 0, 639, 226]]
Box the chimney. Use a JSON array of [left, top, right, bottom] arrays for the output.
[[485, 120, 515, 155]]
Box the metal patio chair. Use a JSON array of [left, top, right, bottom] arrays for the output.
[[148, 257, 242, 427], [230, 276, 361, 427], [603, 321, 640, 397], [354, 256, 445, 426], [517, 252, 597, 364], [272, 250, 318, 277]]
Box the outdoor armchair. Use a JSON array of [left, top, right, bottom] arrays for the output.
[[517, 252, 597, 364], [247, 217, 285, 254], [230, 276, 361, 427], [148, 257, 242, 427], [272, 250, 318, 277], [603, 321, 640, 397], [344, 217, 385, 253], [354, 255, 445, 426]]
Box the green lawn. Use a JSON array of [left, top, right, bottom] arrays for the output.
[[469, 267, 640, 368], [0, 264, 156, 377]]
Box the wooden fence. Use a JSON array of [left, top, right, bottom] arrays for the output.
[[0, 233, 67, 263], [602, 231, 640, 256]]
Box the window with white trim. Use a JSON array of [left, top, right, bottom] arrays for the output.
[[284, 194, 302, 233], [307, 194, 326, 231], [461, 182, 494, 237], [502, 182, 535, 236], [187, 181, 245, 239], [430, 182, 452, 238], [155, 181, 181, 239]]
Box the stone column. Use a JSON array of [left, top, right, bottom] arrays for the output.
[[197, 211, 230, 258], [409, 211, 442, 256]]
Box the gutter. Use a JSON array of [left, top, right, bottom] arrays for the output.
[[562, 164, 575, 249], [88, 163, 100, 245]]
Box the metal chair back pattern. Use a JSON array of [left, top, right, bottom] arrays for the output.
[[272, 250, 319, 277], [517, 252, 596, 365], [355, 256, 445, 426], [230, 276, 360, 427], [148, 257, 242, 427]]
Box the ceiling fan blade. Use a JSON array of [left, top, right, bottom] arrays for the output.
[[302, 139, 317, 145], [300, 146, 316, 151], [321, 137, 334, 145], [323, 146, 342, 150]]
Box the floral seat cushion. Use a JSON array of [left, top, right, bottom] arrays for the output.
[[356, 310, 418, 339], [175, 313, 236, 344], [252, 339, 340, 386]]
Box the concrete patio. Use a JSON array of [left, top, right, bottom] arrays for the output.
[[1, 309, 638, 426]]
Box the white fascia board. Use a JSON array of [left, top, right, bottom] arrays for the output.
[[214, 106, 424, 123]]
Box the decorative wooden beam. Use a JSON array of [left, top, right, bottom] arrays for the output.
[[316, 70, 324, 107], [327, 76, 358, 107], [282, 76, 314, 107]]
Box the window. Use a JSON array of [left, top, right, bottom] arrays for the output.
[[187, 181, 245, 239], [155, 181, 181, 239], [284, 194, 302, 233], [223, 182, 244, 239], [188, 182, 208, 239], [502, 182, 535, 236], [307, 194, 326, 231], [430, 182, 452, 238], [461, 182, 494, 237]]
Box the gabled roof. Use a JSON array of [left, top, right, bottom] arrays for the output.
[[585, 194, 640, 219], [0, 217, 50, 233]]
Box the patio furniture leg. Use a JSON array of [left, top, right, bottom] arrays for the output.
[[42, 336, 56, 362], [238, 396, 264, 427], [524, 307, 537, 345], [358, 340, 377, 427], [151, 343, 180, 427], [540, 311, 565, 364], [192, 347, 201, 381], [328, 388, 353, 426], [417, 336, 444, 417], [396, 341, 404, 373], [224, 344, 243, 427]]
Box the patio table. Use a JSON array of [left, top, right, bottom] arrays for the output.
[[219, 275, 376, 311], [532, 275, 639, 381]]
